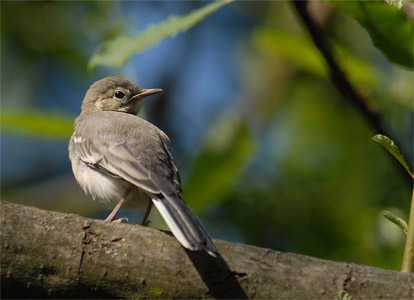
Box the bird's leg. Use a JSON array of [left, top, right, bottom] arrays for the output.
[[104, 188, 132, 223], [141, 200, 154, 226]]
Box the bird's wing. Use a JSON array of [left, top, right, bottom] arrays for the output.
[[72, 112, 180, 195]]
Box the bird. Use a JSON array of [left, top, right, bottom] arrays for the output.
[[68, 76, 219, 257]]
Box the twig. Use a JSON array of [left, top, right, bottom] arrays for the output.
[[401, 188, 414, 272], [291, 0, 412, 185]]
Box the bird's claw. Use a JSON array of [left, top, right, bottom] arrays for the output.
[[105, 217, 129, 223]]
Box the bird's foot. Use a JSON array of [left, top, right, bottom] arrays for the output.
[[104, 217, 129, 223]]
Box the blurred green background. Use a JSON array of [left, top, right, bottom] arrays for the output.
[[1, 1, 413, 271]]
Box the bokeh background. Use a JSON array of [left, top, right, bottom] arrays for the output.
[[1, 1, 413, 271]]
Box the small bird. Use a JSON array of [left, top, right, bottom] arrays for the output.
[[69, 77, 219, 257]]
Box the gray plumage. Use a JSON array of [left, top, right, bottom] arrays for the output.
[[69, 77, 219, 257]]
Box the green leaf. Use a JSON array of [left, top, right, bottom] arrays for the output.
[[337, 290, 353, 300], [1, 110, 74, 140], [385, 0, 403, 10], [253, 28, 327, 79], [327, 1, 414, 69], [381, 210, 408, 234], [183, 118, 255, 212], [372, 134, 413, 179], [252, 28, 377, 88], [88, 0, 234, 71]]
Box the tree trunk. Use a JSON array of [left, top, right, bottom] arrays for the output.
[[1, 201, 412, 299]]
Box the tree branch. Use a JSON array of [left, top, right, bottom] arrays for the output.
[[1, 201, 413, 299]]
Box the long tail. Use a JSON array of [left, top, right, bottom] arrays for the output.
[[151, 194, 219, 257]]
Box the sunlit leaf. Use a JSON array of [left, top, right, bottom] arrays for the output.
[[184, 118, 255, 212], [88, 0, 234, 71], [253, 28, 376, 88], [381, 210, 408, 234], [327, 1, 414, 69], [338, 290, 353, 300], [1, 110, 74, 140], [254, 28, 327, 78], [385, 0, 403, 10], [372, 134, 413, 179]]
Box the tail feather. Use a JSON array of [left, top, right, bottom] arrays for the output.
[[151, 195, 219, 257]]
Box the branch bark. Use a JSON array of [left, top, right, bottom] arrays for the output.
[[1, 201, 413, 299]]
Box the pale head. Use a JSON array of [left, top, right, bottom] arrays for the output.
[[80, 77, 162, 115]]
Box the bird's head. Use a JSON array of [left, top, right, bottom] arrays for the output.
[[81, 77, 162, 115]]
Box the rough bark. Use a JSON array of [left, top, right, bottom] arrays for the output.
[[1, 201, 413, 299]]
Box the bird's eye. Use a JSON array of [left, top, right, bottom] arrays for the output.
[[115, 91, 125, 99]]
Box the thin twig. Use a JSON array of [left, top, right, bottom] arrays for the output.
[[291, 1, 412, 185], [401, 188, 414, 272]]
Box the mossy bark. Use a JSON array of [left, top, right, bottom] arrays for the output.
[[1, 201, 413, 299]]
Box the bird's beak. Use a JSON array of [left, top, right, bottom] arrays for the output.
[[129, 88, 163, 102]]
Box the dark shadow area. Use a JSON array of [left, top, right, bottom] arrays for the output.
[[1, 280, 116, 299], [185, 249, 249, 299]]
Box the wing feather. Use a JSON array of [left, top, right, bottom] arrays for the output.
[[72, 112, 178, 195]]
